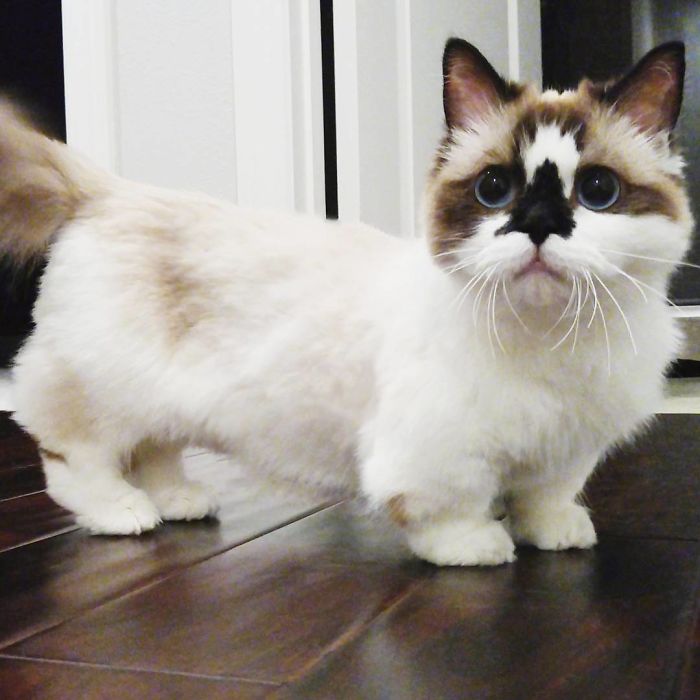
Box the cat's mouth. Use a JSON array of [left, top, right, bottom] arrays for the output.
[[513, 253, 564, 281]]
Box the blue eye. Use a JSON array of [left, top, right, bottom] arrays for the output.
[[475, 166, 515, 208], [577, 167, 620, 211]]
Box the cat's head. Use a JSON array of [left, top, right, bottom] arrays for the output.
[[426, 39, 693, 314]]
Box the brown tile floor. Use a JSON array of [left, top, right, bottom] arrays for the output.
[[1, 411, 700, 699]]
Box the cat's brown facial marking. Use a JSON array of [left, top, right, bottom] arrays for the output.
[[429, 164, 522, 259], [426, 93, 574, 260], [577, 106, 689, 224]]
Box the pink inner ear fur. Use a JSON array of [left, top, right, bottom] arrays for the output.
[[615, 58, 681, 133], [447, 71, 501, 127], [445, 50, 501, 129]]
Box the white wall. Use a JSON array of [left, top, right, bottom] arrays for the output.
[[115, 0, 238, 201], [407, 0, 512, 238], [63, 0, 325, 214], [334, 0, 541, 237], [63, 0, 541, 233]]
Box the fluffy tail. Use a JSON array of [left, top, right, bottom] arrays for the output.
[[0, 100, 101, 262]]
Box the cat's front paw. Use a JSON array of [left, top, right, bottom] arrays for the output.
[[150, 481, 219, 521], [407, 518, 516, 566], [76, 489, 161, 535], [508, 502, 597, 551]]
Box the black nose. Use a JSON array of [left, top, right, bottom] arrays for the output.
[[517, 201, 560, 247], [495, 160, 576, 245]]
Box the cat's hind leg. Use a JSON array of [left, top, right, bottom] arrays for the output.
[[13, 344, 161, 534], [41, 444, 161, 535], [128, 441, 219, 522]]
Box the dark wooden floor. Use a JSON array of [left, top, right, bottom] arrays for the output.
[[2, 411, 700, 698]]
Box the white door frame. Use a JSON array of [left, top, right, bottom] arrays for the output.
[[61, 0, 119, 172], [62, 0, 325, 215], [333, 0, 542, 237]]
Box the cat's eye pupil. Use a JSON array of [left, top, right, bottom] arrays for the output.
[[475, 167, 514, 208], [577, 167, 620, 211]]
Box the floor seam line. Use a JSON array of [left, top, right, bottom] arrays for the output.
[[0, 525, 80, 555], [0, 489, 46, 503], [0, 499, 344, 652], [286, 575, 427, 684], [668, 554, 700, 699], [0, 652, 283, 686]]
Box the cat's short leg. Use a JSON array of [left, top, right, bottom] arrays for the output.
[[128, 442, 219, 522], [506, 468, 597, 551], [366, 460, 515, 567], [41, 444, 161, 535], [405, 512, 516, 567]]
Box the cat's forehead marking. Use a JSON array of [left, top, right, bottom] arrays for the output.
[[521, 123, 580, 196]]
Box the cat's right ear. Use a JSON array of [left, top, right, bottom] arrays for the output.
[[443, 38, 512, 131], [602, 42, 685, 133]]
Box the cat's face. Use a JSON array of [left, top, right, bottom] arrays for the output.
[[426, 40, 693, 313]]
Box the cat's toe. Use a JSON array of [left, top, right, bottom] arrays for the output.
[[509, 502, 597, 551], [408, 519, 516, 566], [151, 481, 219, 521], [76, 490, 161, 535]]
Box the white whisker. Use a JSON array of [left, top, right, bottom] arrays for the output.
[[580, 272, 591, 312], [599, 249, 700, 272], [491, 279, 506, 354], [503, 278, 532, 334], [571, 274, 583, 354], [607, 263, 648, 302], [584, 270, 611, 375], [472, 265, 499, 327], [585, 270, 600, 329], [445, 255, 484, 276], [545, 276, 576, 338], [615, 273, 680, 310], [485, 278, 496, 357], [591, 272, 638, 355], [451, 265, 491, 312], [551, 276, 580, 351]]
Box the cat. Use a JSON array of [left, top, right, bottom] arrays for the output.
[[5, 39, 692, 566]]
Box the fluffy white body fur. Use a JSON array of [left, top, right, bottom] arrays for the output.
[[8, 40, 694, 565], [12, 174, 681, 564]]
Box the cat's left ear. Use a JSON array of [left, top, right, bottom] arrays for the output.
[[603, 42, 685, 133], [443, 38, 515, 131]]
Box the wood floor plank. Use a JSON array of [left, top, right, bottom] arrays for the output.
[[0, 412, 40, 471], [0, 411, 336, 649], [587, 414, 700, 540], [2, 411, 700, 696], [675, 571, 700, 700], [0, 492, 76, 552], [0, 412, 43, 502], [0, 657, 277, 699], [285, 539, 700, 699], [5, 504, 427, 682], [0, 464, 45, 502], [0, 480, 333, 649]]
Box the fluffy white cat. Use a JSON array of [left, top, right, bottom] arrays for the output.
[[8, 40, 693, 565]]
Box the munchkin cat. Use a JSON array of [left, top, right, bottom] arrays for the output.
[[6, 40, 692, 566]]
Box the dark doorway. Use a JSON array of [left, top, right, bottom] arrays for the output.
[[541, 0, 700, 304], [320, 0, 338, 220]]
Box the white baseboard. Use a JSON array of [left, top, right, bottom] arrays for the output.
[[0, 371, 14, 412], [673, 305, 700, 318]]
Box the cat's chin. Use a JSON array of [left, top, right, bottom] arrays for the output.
[[509, 270, 570, 308]]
